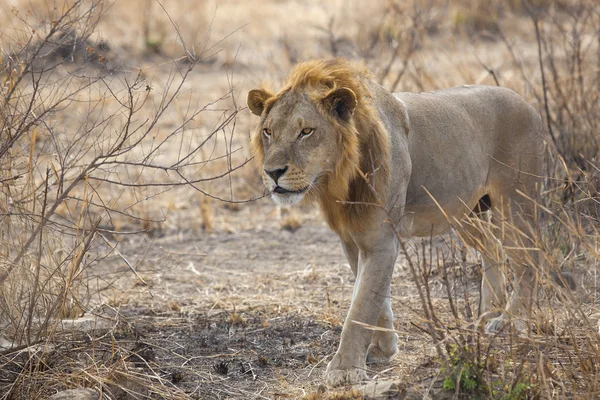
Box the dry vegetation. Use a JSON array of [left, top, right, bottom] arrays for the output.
[[0, 0, 598, 399]]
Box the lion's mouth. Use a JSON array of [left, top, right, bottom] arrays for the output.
[[273, 186, 309, 195]]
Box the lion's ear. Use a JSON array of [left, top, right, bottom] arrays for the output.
[[247, 89, 273, 116], [321, 87, 357, 122]]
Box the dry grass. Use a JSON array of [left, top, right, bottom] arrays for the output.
[[281, 210, 301, 233], [0, 0, 598, 398], [199, 194, 214, 232]]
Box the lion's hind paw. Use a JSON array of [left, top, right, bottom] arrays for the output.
[[485, 315, 528, 335]]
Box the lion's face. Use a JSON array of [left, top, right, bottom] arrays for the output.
[[247, 87, 358, 205], [255, 91, 338, 205]]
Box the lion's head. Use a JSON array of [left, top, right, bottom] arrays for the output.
[[247, 58, 390, 233]]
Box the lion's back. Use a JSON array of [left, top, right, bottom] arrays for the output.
[[394, 85, 544, 163]]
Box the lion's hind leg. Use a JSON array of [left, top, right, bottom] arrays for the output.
[[485, 198, 540, 334], [456, 195, 507, 325], [366, 294, 398, 364], [486, 266, 536, 334]]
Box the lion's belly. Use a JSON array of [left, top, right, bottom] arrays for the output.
[[401, 151, 489, 236], [403, 198, 476, 237], [397, 134, 491, 237]]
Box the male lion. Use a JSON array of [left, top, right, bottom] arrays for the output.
[[247, 58, 545, 387]]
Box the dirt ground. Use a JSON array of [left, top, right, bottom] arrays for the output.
[[96, 198, 476, 399]]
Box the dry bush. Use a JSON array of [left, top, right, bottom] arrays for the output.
[[97, 0, 210, 58], [0, 0, 244, 397]]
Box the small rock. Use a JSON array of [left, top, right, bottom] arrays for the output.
[[0, 336, 15, 351], [48, 388, 99, 400], [108, 364, 150, 400], [58, 316, 112, 332], [361, 379, 407, 399]]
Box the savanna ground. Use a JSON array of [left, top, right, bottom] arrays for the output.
[[1, 0, 599, 399]]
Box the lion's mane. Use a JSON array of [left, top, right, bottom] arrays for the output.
[[250, 58, 390, 235]]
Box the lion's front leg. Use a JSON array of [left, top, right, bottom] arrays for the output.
[[341, 238, 398, 365], [367, 294, 398, 364], [326, 234, 398, 387]]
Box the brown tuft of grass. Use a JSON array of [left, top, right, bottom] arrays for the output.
[[199, 194, 214, 232], [168, 300, 181, 312], [281, 210, 301, 232], [223, 202, 242, 212], [452, 6, 500, 35], [228, 312, 247, 327], [302, 388, 364, 400]]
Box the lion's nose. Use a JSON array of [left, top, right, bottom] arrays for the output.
[[264, 166, 288, 183]]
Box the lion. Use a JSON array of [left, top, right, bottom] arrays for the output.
[[247, 58, 547, 387]]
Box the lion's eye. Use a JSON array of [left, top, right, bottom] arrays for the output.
[[300, 128, 314, 138], [263, 128, 272, 138]]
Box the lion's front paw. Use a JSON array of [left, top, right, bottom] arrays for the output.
[[325, 355, 368, 387], [325, 366, 368, 387]]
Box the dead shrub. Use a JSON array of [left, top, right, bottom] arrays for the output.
[[0, 0, 244, 397]]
